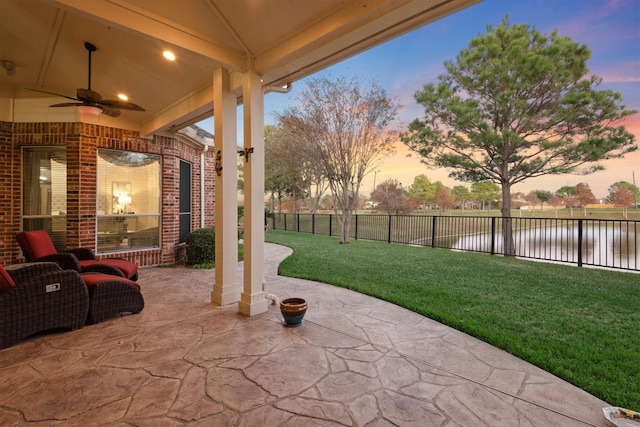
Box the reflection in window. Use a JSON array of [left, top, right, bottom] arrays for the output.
[[97, 149, 161, 253], [22, 147, 67, 251]]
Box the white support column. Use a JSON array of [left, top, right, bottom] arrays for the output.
[[238, 71, 268, 316], [211, 67, 241, 306]]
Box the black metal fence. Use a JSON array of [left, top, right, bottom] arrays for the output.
[[270, 213, 640, 272]]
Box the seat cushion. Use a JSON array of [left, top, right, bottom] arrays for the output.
[[16, 230, 58, 260], [81, 273, 140, 291], [0, 264, 16, 291], [95, 259, 138, 279], [79, 259, 138, 280], [78, 260, 97, 269]]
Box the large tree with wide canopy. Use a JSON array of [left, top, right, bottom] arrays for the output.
[[402, 17, 637, 255]]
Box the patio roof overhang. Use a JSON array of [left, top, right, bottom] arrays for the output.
[[0, 0, 480, 137], [1, 0, 481, 316]]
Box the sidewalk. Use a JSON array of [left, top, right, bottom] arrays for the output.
[[0, 242, 611, 426]]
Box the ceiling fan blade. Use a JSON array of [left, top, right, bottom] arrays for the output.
[[100, 107, 121, 118], [100, 99, 146, 111], [77, 88, 102, 103], [27, 88, 79, 102], [49, 102, 84, 107]]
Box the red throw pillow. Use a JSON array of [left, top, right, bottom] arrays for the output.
[[0, 265, 16, 291]]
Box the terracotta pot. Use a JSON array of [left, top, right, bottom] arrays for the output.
[[280, 297, 307, 327]]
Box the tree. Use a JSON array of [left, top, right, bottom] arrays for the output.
[[264, 125, 307, 214], [402, 16, 637, 255], [534, 190, 552, 208], [408, 174, 441, 209], [265, 124, 329, 216], [435, 187, 455, 213], [370, 179, 416, 214], [576, 182, 596, 215], [525, 192, 540, 209], [548, 194, 564, 218], [470, 181, 500, 210], [556, 186, 577, 198], [511, 192, 527, 210], [278, 76, 398, 243], [608, 181, 639, 204], [452, 185, 470, 211], [321, 194, 334, 210], [608, 182, 637, 218], [556, 186, 579, 216]]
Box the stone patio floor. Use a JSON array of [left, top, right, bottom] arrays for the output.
[[0, 243, 612, 426]]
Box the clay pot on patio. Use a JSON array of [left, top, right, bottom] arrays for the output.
[[280, 297, 307, 327]]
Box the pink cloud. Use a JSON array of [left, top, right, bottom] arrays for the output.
[[620, 112, 640, 136], [590, 57, 640, 84]]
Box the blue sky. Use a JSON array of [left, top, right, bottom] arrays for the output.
[[217, 0, 640, 198]]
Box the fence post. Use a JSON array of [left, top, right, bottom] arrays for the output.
[[577, 219, 583, 267], [355, 214, 359, 240], [312, 214, 315, 234], [490, 217, 496, 255], [296, 214, 300, 232], [329, 215, 332, 237], [284, 214, 287, 231], [387, 215, 392, 243], [431, 216, 437, 248]]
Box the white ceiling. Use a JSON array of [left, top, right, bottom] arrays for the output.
[[0, 0, 479, 136]]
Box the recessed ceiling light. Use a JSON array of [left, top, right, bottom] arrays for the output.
[[163, 50, 176, 61], [118, 93, 128, 101]]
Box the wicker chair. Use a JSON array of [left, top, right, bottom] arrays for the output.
[[80, 273, 144, 324], [0, 262, 89, 349], [16, 230, 139, 281]]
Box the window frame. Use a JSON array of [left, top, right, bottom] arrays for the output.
[[96, 148, 162, 253]]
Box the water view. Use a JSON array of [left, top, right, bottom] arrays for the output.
[[453, 222, 639, 271]]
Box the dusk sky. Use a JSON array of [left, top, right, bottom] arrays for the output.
[[228, 0, 640, 199]]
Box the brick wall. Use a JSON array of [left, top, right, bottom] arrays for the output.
[[0, 122, 19, 262], [0, 121, 216, 267]]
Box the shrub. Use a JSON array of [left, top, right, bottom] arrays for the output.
[[186, 227, 215, 265]]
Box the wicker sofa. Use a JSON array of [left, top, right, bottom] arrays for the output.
[[0, 262, 89, 349]]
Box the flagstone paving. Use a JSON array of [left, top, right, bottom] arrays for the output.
[[0, 243, 611, 426]]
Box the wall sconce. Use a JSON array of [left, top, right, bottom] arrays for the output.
[[238, 147, 254, 162]]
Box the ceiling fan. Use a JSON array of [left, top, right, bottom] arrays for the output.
[[29, 42, 145, 118]]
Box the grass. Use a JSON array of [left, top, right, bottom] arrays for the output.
[[265, 230, 640, 409]]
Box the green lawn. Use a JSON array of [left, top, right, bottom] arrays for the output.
[[265, 230, 640, 409]]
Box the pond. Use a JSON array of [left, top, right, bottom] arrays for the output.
[[452, 223, 639, 271]]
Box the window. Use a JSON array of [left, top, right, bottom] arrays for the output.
[[179, 160, 192, 243], [96, 149, 161, 253], [22, 147, 67, 251]]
